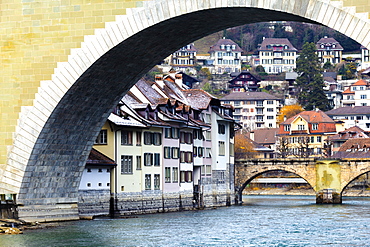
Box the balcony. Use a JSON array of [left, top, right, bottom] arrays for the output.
[[291, 130, 308, 134]]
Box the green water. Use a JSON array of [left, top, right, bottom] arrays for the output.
[[1, 195, 370, 246]]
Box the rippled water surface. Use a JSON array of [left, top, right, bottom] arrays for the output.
[[2, 195, 370, 246]]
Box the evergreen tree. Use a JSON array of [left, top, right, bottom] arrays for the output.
[[295, 42, 332, 111]]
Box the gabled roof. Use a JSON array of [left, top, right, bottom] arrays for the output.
[[183, 89, 217, 110], [316, 37, 344, 50], [281, 110, 335, 125], [342, 87, 354, 94], [351, 79, 368, 86], [258, 38, 297, 51], [208, 38, 243, 53], [220, 91, 280, 101], [326, 106, 370, 116], [252, 128, 278, 145], [329, 126, 369, 141], [87, 148, 116, 166]]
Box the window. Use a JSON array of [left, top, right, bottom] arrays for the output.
[[284, 125, 290, 132], [219, 141, 225, 156], [193, 146, 197, 156], [310, 136, 314, 143], [121, 130, 133, 145], [136, 156, 142, 170], [267, 108, 274, 112], [154, 174, 160, 190], [172, 167, 179, 182], [154, 153, 160, 166], [144, 153, 153, 166], [267, 100, 274, 105], [165, 128, 171, 138], [206, 131, 211, 141], [180, 132, 192, 144], [165, 168, 171, 183], [298, 125, 305, 130], [218, 124, 226, 134], [164, 147, 171, 159], [317, 136, 322, 143], [206, 148, 212, 158], [145, 174, 151, 190], [180, 171, 193, 183], [121, 155, 133, 174], [312, 123, 318, 130], [171, 147, 179, 159], [234, 101, 241, 106], [361, 94, 367, 99], [136, 131, 141, 146], [267, 116, 274, 119], [95, 130, 107, 144], [198, 147, 204, 157]]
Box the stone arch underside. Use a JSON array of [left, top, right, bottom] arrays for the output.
[[236, 166, 316, 195], [1, 0, 370, 215], [340, 161, 370, 193]]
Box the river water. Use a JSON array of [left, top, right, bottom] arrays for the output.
[[1, 195, 370, 246]]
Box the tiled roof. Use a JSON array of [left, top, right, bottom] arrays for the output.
[[183, 89, 216, 110], [258, 38, 297, 51], [331, 138, 370, 158], [252, 128, 278, 145], [281, 110, 335, 125], [325, 106, 370, 116], [316, 37, 344, 50], [220, 91, 280, 101], [208, 38, 243, 53], [329, 126, 369, 141], [351, 79, 368, 86], [342, 87, 354, 94], [87, 148, 116, 166]]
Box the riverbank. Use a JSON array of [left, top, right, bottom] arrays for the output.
[[243, 187, 370, 197]]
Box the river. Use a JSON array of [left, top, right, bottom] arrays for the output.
[[1, 195, 370, 246]]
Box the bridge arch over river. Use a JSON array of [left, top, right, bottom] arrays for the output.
[[235, 159, 370, 204], [1, 0, 370, 221]]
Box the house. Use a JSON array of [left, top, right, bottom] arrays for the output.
[[79, 148, 117, 191], [258, 38, 297, 74], [90, 71, 236, 215], [220, 91, 281, 130], [328, 126, 370, 155], [250, 128, 279, 152], [316, 36, 343, 65], [277, 110, 337, 157], [208, 37, 243, 74], [228, 70, 260, 92], [325, 106, 370, 131], [168, 44, 198, 74]]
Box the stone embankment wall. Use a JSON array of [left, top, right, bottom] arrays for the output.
[[78, 188, 233, 217]]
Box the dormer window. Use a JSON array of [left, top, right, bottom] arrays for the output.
[[284, 125, 290, 132], [232, 45, 236, 50], [220, 45, 225, 49], [312, 123, 318, 130]]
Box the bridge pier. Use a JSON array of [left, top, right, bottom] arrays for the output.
[[316, 189, 342, 204]]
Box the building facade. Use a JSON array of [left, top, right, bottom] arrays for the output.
[[208, 38, 242, 74], [277, 110, 337, 158], [258, 38, 297, 74], [220, 91, 281, 131], [80, 72, 236, 216], [316, 36, 343, 65]]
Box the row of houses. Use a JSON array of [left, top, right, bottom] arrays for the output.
[[163, 36, 365, 75], [78, 70, 237, 216]]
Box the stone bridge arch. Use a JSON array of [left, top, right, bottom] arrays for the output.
[[1, 0, 370, 220], [235, 159, 317, 203], [340, 159, 370, 193]]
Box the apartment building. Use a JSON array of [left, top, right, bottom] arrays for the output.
[[220, 91, 281, 131], [258, 38, 297, 74]]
